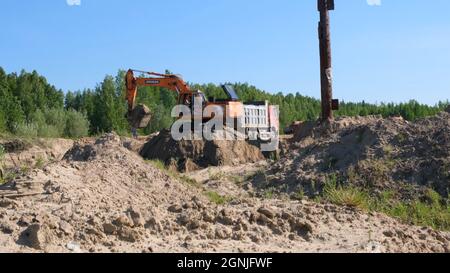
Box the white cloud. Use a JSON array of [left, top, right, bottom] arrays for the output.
[[367, 0, 382, 6], [67, 0, 81, 6]]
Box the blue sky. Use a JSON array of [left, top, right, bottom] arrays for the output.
[[0, 0, 449, 105]]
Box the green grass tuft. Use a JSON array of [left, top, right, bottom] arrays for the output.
[[321, 175, 450, 231], [371, 189, 450, 231], [262, 187, 276, 199], [35, 157, 45, 169], [146, 159, 166, 171], [323, 178, 370, 210], [204, 191, 231, 205], [291, 189, 305, 201]]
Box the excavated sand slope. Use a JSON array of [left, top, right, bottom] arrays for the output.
[[266, 112, 450, 200], [1, 133, 449, 253], [0, 139, 74, 170]]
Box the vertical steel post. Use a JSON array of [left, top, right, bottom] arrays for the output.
[[318, 0, 335, 121]]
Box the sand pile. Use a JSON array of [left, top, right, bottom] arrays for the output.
[[0, 133, 322, 252], [140, 129, 265, 172], [0, 133, 201, 252], [0, 139, 74, 170], [264, 112, 450, 200]]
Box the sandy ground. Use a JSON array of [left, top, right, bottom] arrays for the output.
[[1, 133, 449, 253]]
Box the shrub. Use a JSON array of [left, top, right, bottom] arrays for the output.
[[44, 108, 67, 131], [29, 109, 46, 128], [0, 110, 7, 133], [23, 108, 90, 139], [263, 187, 276, 199], [64, 110, 90, 138], [38, 124, 61, 138], [0, 144, 4, 161], [13, 122, 38, 138], [323, 181, 370, 210], [292, 189, 305, 201], [35, 156, 45, 169], [321, 174, 372, 209]]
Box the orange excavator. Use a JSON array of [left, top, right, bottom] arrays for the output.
[[125, 69, 280, 143], [125, 69, 244, 129]]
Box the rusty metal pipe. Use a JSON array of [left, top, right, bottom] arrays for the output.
[[318, 0, 335, 121]]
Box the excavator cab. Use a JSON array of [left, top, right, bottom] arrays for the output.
[[193, 91, 207, 108], [179, 91, 207, 110], [221, 85, 240, 101]]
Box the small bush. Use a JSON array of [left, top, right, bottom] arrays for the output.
[[35, 157, 45, 169], [323, 181, 370, 209], [382, 145, 394, 156], [322, 175, 369, 209], [262, 187, 276, 199], [13, 122, 38, 138], [425, 189, 442, 206], [0, 110, 7, 133], [64, 110, 90, 138], [44, 108, 67, 132], [38, 124, 61, 138], [0, 144, 5, 161], [291, 189, 305, 201], [30, 109, 61, 137], [17, 108, 90, 139]]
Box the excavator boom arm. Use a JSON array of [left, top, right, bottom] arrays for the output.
[[125, 69, 191, 111]]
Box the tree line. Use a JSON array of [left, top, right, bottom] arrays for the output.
[[0, 67, 448, 138], [0, 67, 88, 138]]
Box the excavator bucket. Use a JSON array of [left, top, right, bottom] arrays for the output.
[[127, 104, 152, 129]]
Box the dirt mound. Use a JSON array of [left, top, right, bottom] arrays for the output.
[[264, 112, 450, 200], [140, 130, 265, 172], [63, 133, 123, 162], [3, 133, 311, 252], [1, 133, 206, 252], [1, 138, 74, 170]]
